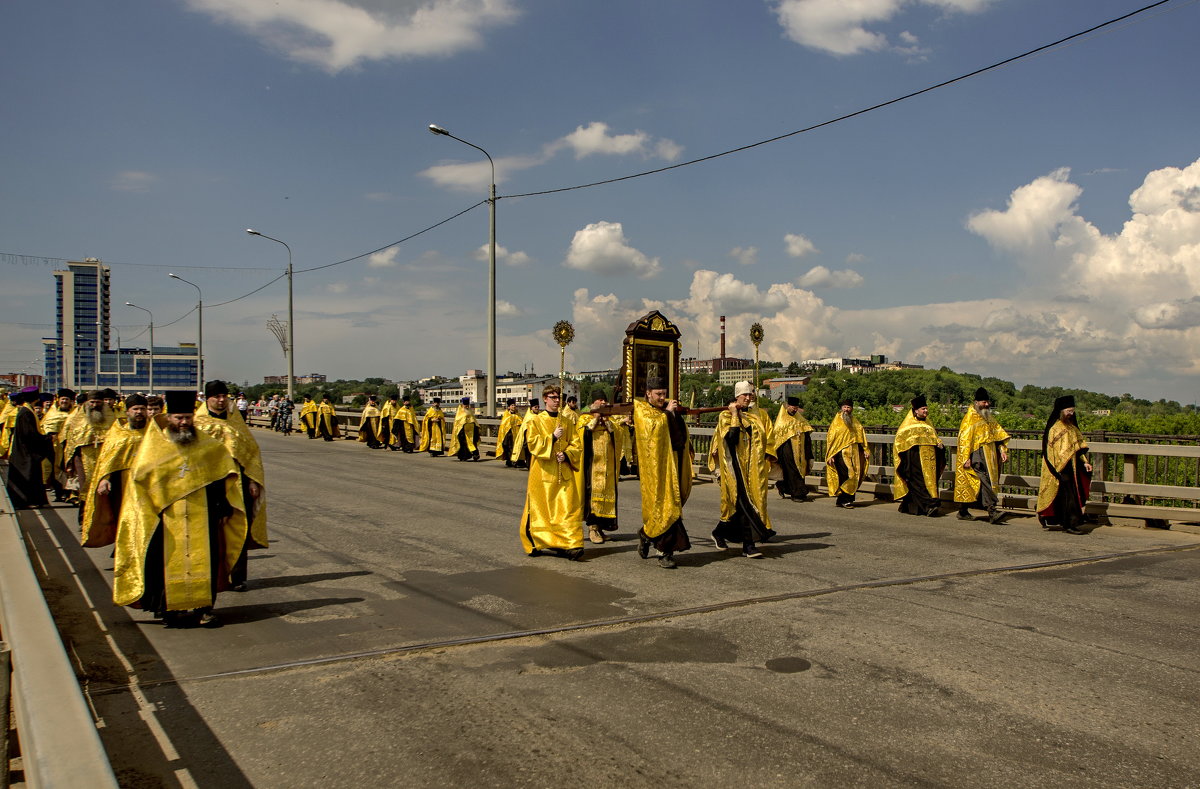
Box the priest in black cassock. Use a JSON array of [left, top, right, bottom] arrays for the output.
[[892, 395, 947, 517], [5, 387, 54, 509]]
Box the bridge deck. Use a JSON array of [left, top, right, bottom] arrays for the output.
[[19, 429, 1200, 788]]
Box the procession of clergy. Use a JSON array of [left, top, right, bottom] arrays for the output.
[[1, 381, 266, 628], [1, 374, 1093, 621], [322, 378, 1093, 569]]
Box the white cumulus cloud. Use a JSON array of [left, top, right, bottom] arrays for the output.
[[185, 0, 520, 72], [564, 221, 661, 279], [772, 0, 994, 56], [474, 243, 531, 267], [730, 245, 759, 266], [796, 265, 864, 288], [784, 232, 819, 258], [368, 248, 399, 267], [554, 122, 682, 161]]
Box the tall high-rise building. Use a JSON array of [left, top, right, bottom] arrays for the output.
[[42, 258, 199, 394]]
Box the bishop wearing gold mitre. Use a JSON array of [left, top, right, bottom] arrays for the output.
[[576, 395, 627, 544], [81, 394, 152, 547], [825, 398, 869, 508], [708, 381, 775, 558], [632, 377, 692, 569], [357, 396, 384, 449], [391, 398, 417, 452], [494, 399, 523, 467], [418, 398, 447, 456], [112, 390, 247, 628], [892, 395, 946, 517], [194, 381, 267, 592], [954, 387, 1009, 524], [449, 397, 481, 461], [1036, 395, 1092, 534], [518, 385, 585, 560], [770, 396, 814, 502]]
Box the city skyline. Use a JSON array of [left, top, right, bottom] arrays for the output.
[[1, 1, 1197, 404]]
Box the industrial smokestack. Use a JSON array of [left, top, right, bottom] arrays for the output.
[[720, 315, 726, 358]]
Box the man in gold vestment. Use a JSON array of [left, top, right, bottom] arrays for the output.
[[510, 398, 539, 468], [576, 396, 626, 544], [317, 394, 340, 441], [299, 396, 318, 439], [39, 388, 76, 502], [391, 398, 417, 452], [0, 392, 13, 459], [62, 390, 117, 509], [449, 397, 481, 461], [825, 398, 869, 508], [494, 399, 523, 467], [194, 381, 267, 592], [892, 395, 946, 517], [771, 396, 814, 501], [1036, 395, 1093, 534], [82, 394, 151, 547], [954, 387, 1009, 524], [633, 377, 692, 569], [418, 398, 446, 456], [709, 381, 775, 558], [518, 386, 585, 560], [357, 396, 384, 449], [112, 390, 247, 628], [380, 395, 397, 450]]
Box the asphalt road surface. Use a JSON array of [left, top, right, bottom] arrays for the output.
[[18, 428, 1200, 788]]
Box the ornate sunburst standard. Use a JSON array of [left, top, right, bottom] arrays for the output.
[[553, 320, 575, 479], [750, 321, 765, 396]]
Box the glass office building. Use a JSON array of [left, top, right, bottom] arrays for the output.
[[42, 258, 200, 394]]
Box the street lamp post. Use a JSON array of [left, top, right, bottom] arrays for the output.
[[246, 229, 294, 403], [125, 302, 154, 394], [428, 123, 497, 417], [169, 273, 204, 392]]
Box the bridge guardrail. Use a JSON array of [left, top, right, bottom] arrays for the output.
[[0, 484, 119, 788], [249, 410, 1198, 524]]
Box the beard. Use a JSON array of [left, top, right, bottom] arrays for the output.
[[976, 406, 993, 420], [87, 405, 109, 424], [166, 424, 196, 445], [1060, 413, 1078, 427], [840, 412, 852, 427], [128, 415, 148, 430]]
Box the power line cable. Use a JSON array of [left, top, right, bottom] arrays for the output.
[[501, 0, 1178, 200], [293, 200, 486, 273]]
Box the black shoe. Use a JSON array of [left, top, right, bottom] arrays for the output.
[[198, 611, 222, 628], [840, 501, 855, 509], [928, 509, 944, 518], [231, 582, 248, 592], [637, 535, 650, 559], [957, 510, 973, 521], [711, 529, 728, 550], [527, 549, 543, 558], [1064, 526, 1087, 535], [743, 544, 764, 559], [777, 486, 787, 499], [564, 547, 584, 561], [988, 509, 1005, 524], [657, 554, 677, 569]]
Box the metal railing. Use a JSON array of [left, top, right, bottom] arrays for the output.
[[256, 411, 1199, 524], [0, 486, 119, 788]]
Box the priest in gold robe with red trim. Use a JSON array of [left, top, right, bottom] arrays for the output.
[[1036, 395, 1093, 534]]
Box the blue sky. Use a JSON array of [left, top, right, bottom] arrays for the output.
[[2, 0, 1198, 403]]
